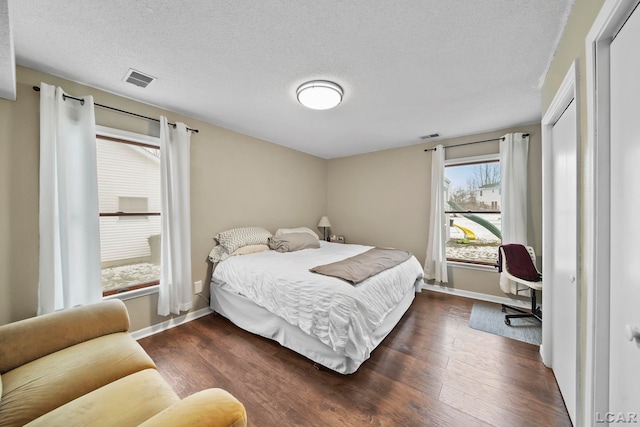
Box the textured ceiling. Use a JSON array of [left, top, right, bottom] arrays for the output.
[[8, 0, 574, 159]]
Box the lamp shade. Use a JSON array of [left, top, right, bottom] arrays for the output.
[[317, 216, 331, 228], [297, 81, 343, 110]]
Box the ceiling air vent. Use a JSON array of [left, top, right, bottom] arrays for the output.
[[123, 69, 156, 88], [420, 133, 440, 140]]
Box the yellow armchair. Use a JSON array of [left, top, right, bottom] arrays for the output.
[[0, 300, 246, 427]]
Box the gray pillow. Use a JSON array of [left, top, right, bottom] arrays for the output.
[[269, 232, 321, 253]]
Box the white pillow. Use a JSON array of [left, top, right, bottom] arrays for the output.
[[230, 244, 270, 256], [208, 244, 229, 263], [274, 227, 319, 241], [209, 243, 270, 263]]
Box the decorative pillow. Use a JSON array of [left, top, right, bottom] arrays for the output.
[[214, 226, 272, 254], [274, 227, 319, 241], [230, 244, 270, 256], [208, 244, 230, 263], [269, 232, 321, 253]]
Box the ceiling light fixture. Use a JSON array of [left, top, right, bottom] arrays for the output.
[[296, 80, 343, 110]]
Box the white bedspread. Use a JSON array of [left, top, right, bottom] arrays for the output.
[[211, 241, 424, 362]]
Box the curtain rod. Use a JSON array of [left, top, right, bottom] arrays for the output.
[[423, 134, 529, 152], [32, 86, 199, 133]]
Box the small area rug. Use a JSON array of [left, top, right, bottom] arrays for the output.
[[468, 301, 541, 346]]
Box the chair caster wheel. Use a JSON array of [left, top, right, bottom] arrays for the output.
[[501, 307, 506, 313], [505, 318, 511, 326]]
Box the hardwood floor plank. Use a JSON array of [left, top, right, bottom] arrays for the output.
[[446, 358, 567, 411], [442, 366, 570, 424], [364, 344, 448, 397], [439, 384, 539, 427], [139, 292, 570, 426], [452, 331, 544, 362]]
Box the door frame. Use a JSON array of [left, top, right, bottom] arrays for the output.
[[541, 58, 580, 424], [585, 0, 640, 423]]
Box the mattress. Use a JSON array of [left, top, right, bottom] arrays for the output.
[[210, 241, 424, 373]]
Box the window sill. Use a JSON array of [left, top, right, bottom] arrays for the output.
[[103, 284, 160, 301], [447, 261, 498, 273]]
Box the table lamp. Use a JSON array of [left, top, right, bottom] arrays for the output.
[[317, 216, 332, 241]]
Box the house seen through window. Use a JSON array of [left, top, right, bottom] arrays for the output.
[[444, 156, 501, 265], [96, 134, 161, 296], [118, 196, 149, 220]]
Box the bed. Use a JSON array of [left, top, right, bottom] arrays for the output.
[[208, 227, 424, 374]]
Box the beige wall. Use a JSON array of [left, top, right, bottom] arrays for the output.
[[542, 0, 605, 114], [327, 123, 542, 297], [0, 66, 327, 329]]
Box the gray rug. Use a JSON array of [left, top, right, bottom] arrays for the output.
[[468, 302, 541, 345]]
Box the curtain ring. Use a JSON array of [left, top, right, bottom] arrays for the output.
[[62, 93, 85, 105]]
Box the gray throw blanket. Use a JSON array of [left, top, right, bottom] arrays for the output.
[[310, 247, 412, 285]]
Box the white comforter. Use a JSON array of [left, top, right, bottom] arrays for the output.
[[211, 241, 424, 362]]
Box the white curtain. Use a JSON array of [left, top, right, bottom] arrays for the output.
[[38, 82, 102, 314], [158, 116, 193, 316], [424, 144, 448, 283], [499, 132, 530, 293]]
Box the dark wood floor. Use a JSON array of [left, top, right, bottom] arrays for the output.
[[138, 291, 571, 427]]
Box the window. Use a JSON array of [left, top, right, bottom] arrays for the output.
[[118, 196, 149, 220], [96, 128, 161, 296], [444, 155, 501, 265]]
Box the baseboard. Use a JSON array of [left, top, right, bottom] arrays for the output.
[[539, 344, 550, 367], [422, 283, 533, 309], [130, 306, 214, 340]]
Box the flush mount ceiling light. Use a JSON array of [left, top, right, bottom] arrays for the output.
[[296, 80, 343, 110]]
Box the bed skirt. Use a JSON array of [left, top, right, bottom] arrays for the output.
[[210, 280, 418, 374]]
